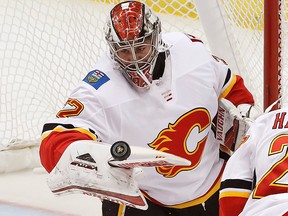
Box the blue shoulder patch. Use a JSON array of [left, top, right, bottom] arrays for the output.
[[83, 69, 110, 90]]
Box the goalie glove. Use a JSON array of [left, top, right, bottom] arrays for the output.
[[47, 140, 190, 210], [47, 140, 147, 210], [215, 98, 261, 152]]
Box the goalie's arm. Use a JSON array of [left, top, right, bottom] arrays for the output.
[[215, 98, 261, 152], [223, 73, 255, 107], [215, 69, 261, 151], [40, 123, 96, 173]]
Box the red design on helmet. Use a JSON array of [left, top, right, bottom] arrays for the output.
[[111, 1, 144, 41]]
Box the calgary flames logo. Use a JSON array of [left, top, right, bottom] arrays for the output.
[[149, 108, 210, 178]]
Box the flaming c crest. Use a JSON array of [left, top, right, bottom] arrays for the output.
[[149, 108, 210, 178]]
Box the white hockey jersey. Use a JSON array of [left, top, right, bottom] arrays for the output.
[[220, 107, 288, 216], [40, 32, 254, 207]]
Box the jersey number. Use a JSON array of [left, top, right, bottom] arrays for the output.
[[253, 134, 288, 198], [57, 98, 84, 118]]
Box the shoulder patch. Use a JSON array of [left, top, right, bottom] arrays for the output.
[[83, 69, 110, 90]]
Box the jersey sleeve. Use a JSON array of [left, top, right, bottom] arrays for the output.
[[40, 72, 113, 173], [219, 129, 255, 216], [223, 74, 254, 106], [40, 121, 97, 173], [212, 55, 254, 106]]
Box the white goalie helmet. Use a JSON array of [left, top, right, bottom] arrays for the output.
[[104, 1, 163, 90]]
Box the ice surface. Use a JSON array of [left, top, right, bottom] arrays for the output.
[[0, 169, 102, 216]]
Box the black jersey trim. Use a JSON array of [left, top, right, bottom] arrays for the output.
[[221, 179, 252, 190], [223, 69, 232, 87], [219, 150, 230, 161], [42, 123, 95, 135]]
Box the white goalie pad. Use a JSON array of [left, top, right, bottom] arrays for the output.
[[47, 140, 190, 210], [216, 98, 261, 151]]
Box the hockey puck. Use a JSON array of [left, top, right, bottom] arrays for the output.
[[110, 141, 131, 161]]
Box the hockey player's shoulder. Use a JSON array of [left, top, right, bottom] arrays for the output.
[[163, 32, 204, 45], [80, 67, 137, 104], [83, 69, 110, 90], [82, 68, 132, 94], [82, 54, 123, 91], [163, 32, 208, 60]]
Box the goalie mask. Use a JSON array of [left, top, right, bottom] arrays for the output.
[[105, 1, 163, 91]]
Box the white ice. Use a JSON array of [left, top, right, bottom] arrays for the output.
[[0, 169, 102, 216]]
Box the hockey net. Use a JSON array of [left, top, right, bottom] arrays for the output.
[[0, 0, 287, 171]]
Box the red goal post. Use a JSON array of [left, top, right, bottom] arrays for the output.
[[0, 0, 287, 171], [264, 0, 283, 110]]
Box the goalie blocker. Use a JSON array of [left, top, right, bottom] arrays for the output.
[[214, 98, 261, 152], [47, 140, 191, 210]]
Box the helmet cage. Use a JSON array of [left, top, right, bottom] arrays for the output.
[[107, 31, 159, 89]]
